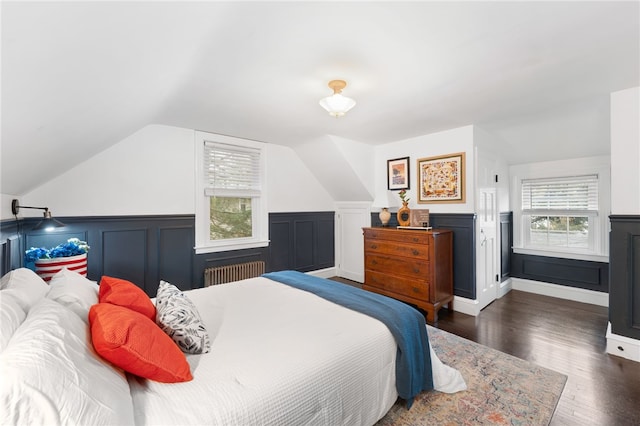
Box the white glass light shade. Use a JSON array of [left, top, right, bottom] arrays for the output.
[[372, 191, 398, 209], [319, 93, 356, 117]]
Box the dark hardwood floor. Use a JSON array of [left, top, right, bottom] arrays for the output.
[[330, 278, 640, 425]]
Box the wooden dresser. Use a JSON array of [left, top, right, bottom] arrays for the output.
[[363, 227, 453, 323]]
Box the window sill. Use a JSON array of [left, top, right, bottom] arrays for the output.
[[195, 239, 269, 254], [512, 247, 609, 263]]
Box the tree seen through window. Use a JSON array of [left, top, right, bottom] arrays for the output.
[[209, 196, 252, 240]]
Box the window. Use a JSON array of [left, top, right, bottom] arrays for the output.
[[520, 174, 600, 254], [195, 132, 268, 254]]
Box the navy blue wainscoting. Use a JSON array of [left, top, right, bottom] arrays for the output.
[[269, 212, 335, 272], [609, 215, 640, 340], [510, 254, 609, 293], [500, 212, 513, 282], [0, 212, 335, 297]]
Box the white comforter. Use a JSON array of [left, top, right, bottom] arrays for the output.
[[128, 277, 465, 425]]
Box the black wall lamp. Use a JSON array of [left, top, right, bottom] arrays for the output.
[[11, 199, 65, 231]]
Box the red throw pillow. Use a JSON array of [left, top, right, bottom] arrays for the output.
[[99, 276, 156, 320], [89, 303, 192, 383]]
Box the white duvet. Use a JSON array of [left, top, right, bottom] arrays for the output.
[[128, 277, 465, 425]]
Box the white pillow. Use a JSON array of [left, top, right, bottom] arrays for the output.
[[46, 268, 99, 321], [0, 298, 135, 425], [156, 280, 211, 354], [0, 268, 49, 312], [0, 292, 27, 352]]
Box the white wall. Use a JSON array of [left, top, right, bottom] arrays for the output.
[[331, 135, 376, 199], [610, 86, 640, 215], [373, 125, 476, 214], [294, 135, 373, 202], [266, 143, 335, 212], [19, 125, 194, 217], [473, 126, 510, 212], [12, 124, 335, 218], [1, 194, 20, 221]]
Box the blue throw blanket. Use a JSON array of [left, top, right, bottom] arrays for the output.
[[262, 270, 433, 407]]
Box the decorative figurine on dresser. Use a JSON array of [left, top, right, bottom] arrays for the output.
[[362, 227, 453, 323]]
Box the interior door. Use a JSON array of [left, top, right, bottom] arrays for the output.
[[335, 202, 371, 283], [476, 187, 499, 310]]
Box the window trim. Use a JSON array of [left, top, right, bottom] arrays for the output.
[[510, 157, 610, 262], [194, 131, 268, 254]]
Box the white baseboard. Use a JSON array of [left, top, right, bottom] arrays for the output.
[[498, 278, 512, 299], [307, 267, 336, 279], [510, 278, 609, 307], [451, 296, 480, 316], [606, 323, 640, 362]]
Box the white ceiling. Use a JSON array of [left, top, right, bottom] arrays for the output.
[[2, 1, 638, 196]]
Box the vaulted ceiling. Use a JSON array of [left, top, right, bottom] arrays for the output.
[[2, 1, 638, 196]]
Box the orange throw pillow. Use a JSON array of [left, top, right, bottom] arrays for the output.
[[99, 276, 156, 320], [89, 303, 192, 383]]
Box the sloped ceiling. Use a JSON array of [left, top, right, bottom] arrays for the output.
[[2, 1, 638, 196]]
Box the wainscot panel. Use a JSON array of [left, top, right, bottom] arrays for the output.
[[269, 212, 335, 273], [158, 225, 195, 292], [102, 229, 148, 291], [0, 236, 20, 276], [511, 253, 609, 293], [369, 212, 476, 300], [268, 220, 293, 272], [1, 212, 335, 297], [500, 212, 513, 282], [0, 221, 20, 276], [429, 213, 476, 300], [609, 215, 640, 340], [293, 219, 315, 270]]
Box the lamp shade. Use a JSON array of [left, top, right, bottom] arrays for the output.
[[372, 191, 398, 209], [319, 94, 356, 117], [32, 212, 66, 231]]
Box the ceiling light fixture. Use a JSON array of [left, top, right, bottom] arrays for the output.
[[319, 80, 356, 117], [11, 199, 65, 231]]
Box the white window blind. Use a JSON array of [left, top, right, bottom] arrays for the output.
[[521, 174, 599, 216], [203, 142, 261, 198]]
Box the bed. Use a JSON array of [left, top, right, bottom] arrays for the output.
[[0, 267, 465, 425]]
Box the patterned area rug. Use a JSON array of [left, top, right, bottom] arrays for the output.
[[377, 326, 567, 426]]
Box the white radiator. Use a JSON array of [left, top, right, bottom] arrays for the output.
[[204, 261, 265, 287]]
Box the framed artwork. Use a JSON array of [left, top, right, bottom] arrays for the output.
[[417, 152, 465, 203], [387, 157, 410, 190], [410, 209, 430, 227]]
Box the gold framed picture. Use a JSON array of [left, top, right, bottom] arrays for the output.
[[417, 152, 465, 203]]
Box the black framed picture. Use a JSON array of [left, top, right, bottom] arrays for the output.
[[387, 157, 410, 190]]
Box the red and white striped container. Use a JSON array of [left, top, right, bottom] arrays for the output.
[[35, 253, 88, 282]]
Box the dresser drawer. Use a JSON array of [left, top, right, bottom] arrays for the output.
[[363, 228, 430, 245], [364, 239, 429, 260], [365, 253, 430, 279], [365, 270, 429, 299]]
